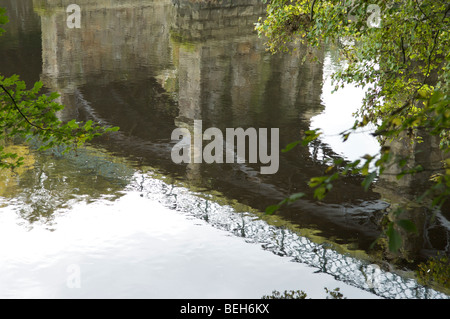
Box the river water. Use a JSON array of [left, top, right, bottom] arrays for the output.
[[0, 0, 448, 299]]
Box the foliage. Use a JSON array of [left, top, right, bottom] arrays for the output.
[[0, 10, 119, 170], [262, 287, 345, 299], [417, 253, 450, 289], [262, 289, 308, 299], [324, 287, 345, 299], [0, 8, 7, 36], [257, 0, 450, 252]]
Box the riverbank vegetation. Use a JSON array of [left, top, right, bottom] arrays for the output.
[[256, 0, 449, 254]]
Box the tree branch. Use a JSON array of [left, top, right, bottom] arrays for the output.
[[310, 0, 317, 21], [0, 84, 49, 131]]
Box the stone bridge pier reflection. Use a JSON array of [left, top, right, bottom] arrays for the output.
[[170, 0, 324, 184], [375, 133, 450, 261]]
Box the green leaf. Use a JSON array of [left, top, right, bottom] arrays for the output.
[[314, 185, 327, 200], [83, 120, 93, 130], [33, 81, 43, 91], [265, 205, 280, 215], [301, 129, 321, 146], [287, 192, 305, 203], [386, 223, 402, 252], [282, 140, 300, 153], [429, 90, 443, 105], [342, 133, 350, 142], [362, 171, 377, 191], [0, 8, 9, 25], [397, 219, 417, 233], [66, 119, 79, 129], [309, 176, 327, 188]]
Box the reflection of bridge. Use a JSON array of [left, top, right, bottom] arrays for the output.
[[24, 0, 446, 264], [131, 173, 449, 299], [171, 0, 266, 42], [1, 0, 447, 293], [34, 0, 175, 88], [30, 0, 388, 251]]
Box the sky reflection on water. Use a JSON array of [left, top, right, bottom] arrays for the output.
[[0, 188, 380, 299]]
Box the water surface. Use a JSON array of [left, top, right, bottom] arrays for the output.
[[0, 0, 448, 299]]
